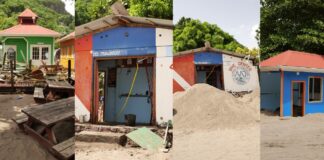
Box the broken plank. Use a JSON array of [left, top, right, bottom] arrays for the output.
[[52, 137, 75, 160], [126, 127, 164, 151]]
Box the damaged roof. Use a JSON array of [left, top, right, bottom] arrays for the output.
[[75, 15, 173, 37], [174, 45, 256, 60]]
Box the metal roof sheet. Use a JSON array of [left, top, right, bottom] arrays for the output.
[[57, 31, 75, 43], [0, 24, 61, 37], [174, 46, 256, 60], [19, 8, 38, 18], [75, 15, 173, 37], [260, 50, 324, 70]]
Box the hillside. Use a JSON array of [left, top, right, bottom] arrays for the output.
[[0, 0, 74, 35]]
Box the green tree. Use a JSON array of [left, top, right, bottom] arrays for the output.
[[0, 0, 74, 35], [260, 0, 324, 60], [174, 17, 252, 54], [75, 0, 172, 26], [129, 0, 172, 19]]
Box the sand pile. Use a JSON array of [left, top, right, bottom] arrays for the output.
[[174, 84, 259, 130]]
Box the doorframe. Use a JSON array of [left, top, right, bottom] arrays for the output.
[[98, 70, 107, 123], [194, 64, 224, 89], [30, 44, 51, 65], [92, 55, 156, 125], [291, 80, 305, 117]]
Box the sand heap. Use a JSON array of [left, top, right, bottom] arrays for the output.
[[174, 84, 259, 130]]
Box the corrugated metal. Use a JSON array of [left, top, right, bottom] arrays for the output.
[[194, 52, 223, 65], [57, 31, 75, 43], [92, 27, 156, 57], [75, 15, 173, 37], [174, 46, 255, 60], [260, 50, 324, 70]]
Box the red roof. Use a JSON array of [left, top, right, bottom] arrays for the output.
[[260, 50, 324, 69], [57, 31, 75, 43], [19, 8, 38, 18], [0, 24, 60, 37]]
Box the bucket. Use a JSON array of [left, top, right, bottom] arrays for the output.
[[79, 115, 85, 123], [125, 114, 136, 126]]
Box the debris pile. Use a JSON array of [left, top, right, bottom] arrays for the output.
[[0, 61, 75, 98], [174, 84, 259, 130]]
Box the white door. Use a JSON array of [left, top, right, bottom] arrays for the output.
[[30, 45, 51, 66]]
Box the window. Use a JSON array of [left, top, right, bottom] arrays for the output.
[[31, 45, 50, 61], [41, 47, 49, 60], [32, 47, 40, 60], [309, 77, 322, 102]]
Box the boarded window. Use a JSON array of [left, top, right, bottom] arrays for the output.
[[309, 77, 322, 102]]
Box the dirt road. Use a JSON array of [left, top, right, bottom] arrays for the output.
[[0, 94, 56, 160], [261, 113, 324, 160]]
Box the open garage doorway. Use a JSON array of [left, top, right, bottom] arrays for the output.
[[95, 56, 155, 125], [195, 65, 224, 90]]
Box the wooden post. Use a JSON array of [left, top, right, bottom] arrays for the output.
[[29, 59, 32, 70], [68, 60, 71, 79], [10, 60, 14, 93]]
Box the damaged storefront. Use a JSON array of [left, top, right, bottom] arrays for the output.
[[75, 15, 173, 126], [173, 43, 259, 93]]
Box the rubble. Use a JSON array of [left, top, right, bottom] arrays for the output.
[[0, 62, 75, 103]]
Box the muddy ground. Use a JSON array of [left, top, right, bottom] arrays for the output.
[[261, 112, 324, 160], [0, 94, 56, 160]]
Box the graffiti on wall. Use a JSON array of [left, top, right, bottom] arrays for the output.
[[229, 62, 252, 85]]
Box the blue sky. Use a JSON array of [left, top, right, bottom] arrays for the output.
[[174, 0, 260, 49]]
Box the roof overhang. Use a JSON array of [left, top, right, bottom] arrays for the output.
[[260, 65, 324, 73], [0, 34, 60, 37], [75, 15, 173, 37], [56, 32, 75, 43], [174, 46, 256, 60]]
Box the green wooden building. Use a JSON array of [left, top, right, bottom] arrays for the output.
[[0, 9, 60, 68]]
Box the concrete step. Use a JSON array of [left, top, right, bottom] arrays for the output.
[[76, 130, 125, 144]]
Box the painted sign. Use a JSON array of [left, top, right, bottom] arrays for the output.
[[229, 62, 252, 85], [92, 47, 156, 57]]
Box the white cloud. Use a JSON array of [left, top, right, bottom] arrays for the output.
[[62, 0, 75, 16], [250, 24, 258, 40]]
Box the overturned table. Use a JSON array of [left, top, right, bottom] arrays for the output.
[[14, 97, 75, 160]]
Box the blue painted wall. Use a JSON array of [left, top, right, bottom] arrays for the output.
[[98, 60, 153, 124], [115, 67, 152, 123], [197, 71, 206, 83], [260, 72, 281, 111], [194, 52, 222, 65], [92, 27, 156, 57], [282, 71, 324, 116]]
